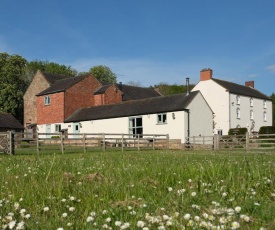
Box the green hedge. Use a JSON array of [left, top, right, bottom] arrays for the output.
[[259, 126, 275, 134], [228, 128, 247, 135]]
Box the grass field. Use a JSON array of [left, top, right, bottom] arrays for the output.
[[0, 150, 274, 229]]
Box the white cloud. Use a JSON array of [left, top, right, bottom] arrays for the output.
[[266, 64, 275, 73]]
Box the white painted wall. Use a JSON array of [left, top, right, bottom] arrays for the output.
[[186, 92, 213, 137], [229, 94, 272, 132], [38, 93, 213, 143], [192, 80, 229, 135]]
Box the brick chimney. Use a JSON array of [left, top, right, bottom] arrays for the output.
[[200, 68, 213, 81], [245, 81, 254, 88]]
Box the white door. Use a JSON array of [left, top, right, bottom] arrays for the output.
[[73, 123, 80, 138], [46, 124, 51, 138]]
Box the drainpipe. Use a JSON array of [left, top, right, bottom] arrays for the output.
[[185, 109, 190, 144]]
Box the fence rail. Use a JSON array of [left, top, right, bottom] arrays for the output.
[[1, 132, 171, 155]]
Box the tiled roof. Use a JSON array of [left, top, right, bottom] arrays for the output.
[[65, 91, 199, 122], [42, 72, 73, 85], [94, 83, 161, 100], [0, 112, 24, 129], [212, 78, 271, 100], [36, 75, 88, 96]]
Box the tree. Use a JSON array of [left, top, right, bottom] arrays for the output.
[[270, 93, 275, 126], [25, 60, 77, 85], [152, 82, 195, 96], [0, 52, 28, 122], [89, 65, 117, 83]]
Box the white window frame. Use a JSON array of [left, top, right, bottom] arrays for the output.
[[236, 95, 240, 105], [263, 100, 267, 109], [250, 98, 253, 107], [250, 110, 253, 120], [55, 124, 61, 133], [129, 117, 143, 138], [236, 108, 241, 119], [263, 111, 267, 122], [157, 113, 167, 124], [44, 95, 50, 105]]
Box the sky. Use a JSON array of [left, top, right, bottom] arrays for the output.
[[1, 0, 275, 95]]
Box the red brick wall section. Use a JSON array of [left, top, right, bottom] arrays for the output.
[[94, 94, 103, 106], [64, 75, 102, 119], [200, 68, 213, 81], [103, 85, 123, 105], [36, 92, 65, 125]]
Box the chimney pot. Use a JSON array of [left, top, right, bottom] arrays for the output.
[[200, 68, 213, 81], [245, 81, 254, 88]]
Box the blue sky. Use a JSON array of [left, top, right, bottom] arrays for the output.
[[1, 0, 275, 95]]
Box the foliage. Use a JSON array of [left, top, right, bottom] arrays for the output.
[[26, 60, 77, 84], [259, 126, 275, 134], [88, 65, 117, 83], [270, 93, 275, 125], [0, 150, 274, 229], [152, 82, 195, 95], [228, 127, 248, 135], [0, 52, 28, 121]]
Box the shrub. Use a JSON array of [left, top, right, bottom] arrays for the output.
[[258, 126, 275, 134], [228, 128, 247, 135], [51, 135, 60, 139]]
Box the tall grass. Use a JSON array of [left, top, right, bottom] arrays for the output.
[[0, 150, 274, 229]]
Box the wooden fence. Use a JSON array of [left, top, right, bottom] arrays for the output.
[[0, 132, 171, 155], [1, 132, 275, 155]]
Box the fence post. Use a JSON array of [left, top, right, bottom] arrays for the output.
[[166, 134, 169, 150], [153, 135, 155, 150], [103, 133, 105, 152], [122, 134, 124, 152], [83, 133, 86, 154], [138, 134, 140, 151], [36, 133, 39, 155], [60, 132, 64, 154], [213, 134, 219, 150], [245, 132, 249, 151], [8, 131, 15, 155]]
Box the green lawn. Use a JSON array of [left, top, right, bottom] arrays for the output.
[[0, 150, 274, 229]]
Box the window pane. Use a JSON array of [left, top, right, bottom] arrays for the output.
[[163, 114, 167, 123], [157, 114, 161, 123], [136, 118, 142, 127]]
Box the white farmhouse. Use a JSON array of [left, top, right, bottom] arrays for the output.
[[38, 91, 213, 144], [192, 68, 272, 135]]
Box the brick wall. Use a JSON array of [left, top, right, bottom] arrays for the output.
[[23, 71, 50, 128], [64, 75, 102, 119], [94, 94, 103, 106], [103, 85, 123, 105], [36, 92, 65, 124]]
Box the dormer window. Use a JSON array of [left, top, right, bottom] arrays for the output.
[[236, 95, 240, 105], [44, 96, 50, 105], [250, 98, 253, 107], [263, 100, 267, 109]]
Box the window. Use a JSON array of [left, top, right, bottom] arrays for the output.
[[55, 124, 61, 132], [236, 95, 240, 105], [263, 100, 267, 109], [44, 96, 50, 105], [250, 98, 253, 107], [264, 111, 267, 122], [236, 108, 241, 119], [157, 113, 167, 124], [129, 117, 143, 138], [250, 110, 253, 120]]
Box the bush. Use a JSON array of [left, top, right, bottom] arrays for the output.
[[258, 126, 275, 134], [51, 135, 60, 139], [228, 128, 247, 135]]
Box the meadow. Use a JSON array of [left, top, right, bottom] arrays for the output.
[[0, 150, 274, 230]]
